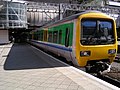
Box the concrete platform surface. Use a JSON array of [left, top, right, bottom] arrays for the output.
[[0, 43, 119, 90]]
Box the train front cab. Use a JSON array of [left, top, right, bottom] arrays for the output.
[[75, 12, 118, 73]]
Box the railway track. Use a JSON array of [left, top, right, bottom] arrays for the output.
[[97, 75, 120, 88], [97, 56, 120, 88], [115, 54, 120, 63]]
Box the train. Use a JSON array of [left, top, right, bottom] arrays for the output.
[[28, 11, 118, 74]]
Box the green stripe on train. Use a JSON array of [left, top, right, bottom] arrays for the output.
[[48, 22, 74, 46]]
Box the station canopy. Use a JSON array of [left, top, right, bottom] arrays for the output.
[[5, 0, 70, 3], [24, 0, 70, 3]]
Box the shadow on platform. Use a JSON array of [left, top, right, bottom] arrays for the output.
[[4, 43, 68, 70]]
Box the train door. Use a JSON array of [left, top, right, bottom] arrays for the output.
[[65, 28, 70, 47], [43, 30, 48, 42], [43, 29, 48, 50], [65, 27, 72, 62]]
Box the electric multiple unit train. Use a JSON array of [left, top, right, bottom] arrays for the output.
[[28, 11, 118, 74]]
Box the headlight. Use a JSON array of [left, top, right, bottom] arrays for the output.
[[108, 49, 116, 54], [80, 51, 91, 57]]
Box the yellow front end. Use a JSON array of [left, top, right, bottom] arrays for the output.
[[75, 12, 118, 67]]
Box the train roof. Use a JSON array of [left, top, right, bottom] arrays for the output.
[[36, 10, 113, 31], [42, 10, 102, 28]]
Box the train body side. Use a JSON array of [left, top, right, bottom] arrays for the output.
[[30, 21, 75, 62]]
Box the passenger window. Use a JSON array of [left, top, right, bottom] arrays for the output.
[[40, 32, 43, 41], [34, 32, 38, 40], [38, 32, 40, 40], [53, 31, 58, 43], [48, 32, 52, 42], [59, 30, 62, 44], [29, 34, 32, 39], [33, 33, 35, 40]]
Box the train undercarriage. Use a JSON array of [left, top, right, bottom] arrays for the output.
[[85, 59, 111, 75]]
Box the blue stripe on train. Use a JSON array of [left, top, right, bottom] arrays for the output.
[[31, 40, 72, 52]]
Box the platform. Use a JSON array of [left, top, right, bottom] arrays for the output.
[[0, 43, 119, 90]]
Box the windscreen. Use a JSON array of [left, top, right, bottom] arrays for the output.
[[81, 19, 115, 45]]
